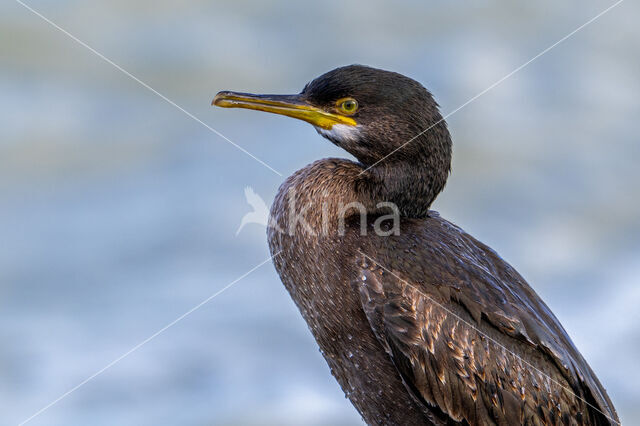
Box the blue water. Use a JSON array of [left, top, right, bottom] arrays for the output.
[[1, 1, 639, 424]]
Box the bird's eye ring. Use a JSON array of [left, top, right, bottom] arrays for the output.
[[336, 98, 358, 115]]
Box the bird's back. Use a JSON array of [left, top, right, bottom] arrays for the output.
[[354, 213, 619, 425]]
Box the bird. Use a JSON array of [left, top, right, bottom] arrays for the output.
[[213, 65, 619, 425], [236, 186, 270, 235]]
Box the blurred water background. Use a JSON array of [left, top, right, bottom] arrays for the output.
[[1, 0, 639, 425]]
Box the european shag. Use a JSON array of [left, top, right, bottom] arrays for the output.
[[213, 65, 619, 425]]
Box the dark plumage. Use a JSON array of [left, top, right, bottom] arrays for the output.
[[214, 65, 619, 425]]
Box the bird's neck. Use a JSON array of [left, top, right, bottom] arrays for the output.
[[366, 159, 449, 218], [355, 121, 453, 218], [268, 155, 449, 240]]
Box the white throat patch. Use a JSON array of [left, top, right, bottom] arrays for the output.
[[315, 124, 362, 145]]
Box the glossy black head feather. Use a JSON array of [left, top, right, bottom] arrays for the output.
[[302, 64, 453, 215]]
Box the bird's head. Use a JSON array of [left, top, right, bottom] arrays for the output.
[[213, 65, 451, 168]]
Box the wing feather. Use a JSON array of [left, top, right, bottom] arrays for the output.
[[354, 214, 618, 425]]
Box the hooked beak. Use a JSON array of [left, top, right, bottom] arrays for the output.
[[212, 91, 356, 130]]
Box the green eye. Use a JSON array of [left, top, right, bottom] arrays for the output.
[[337, 98, 358, 115]]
